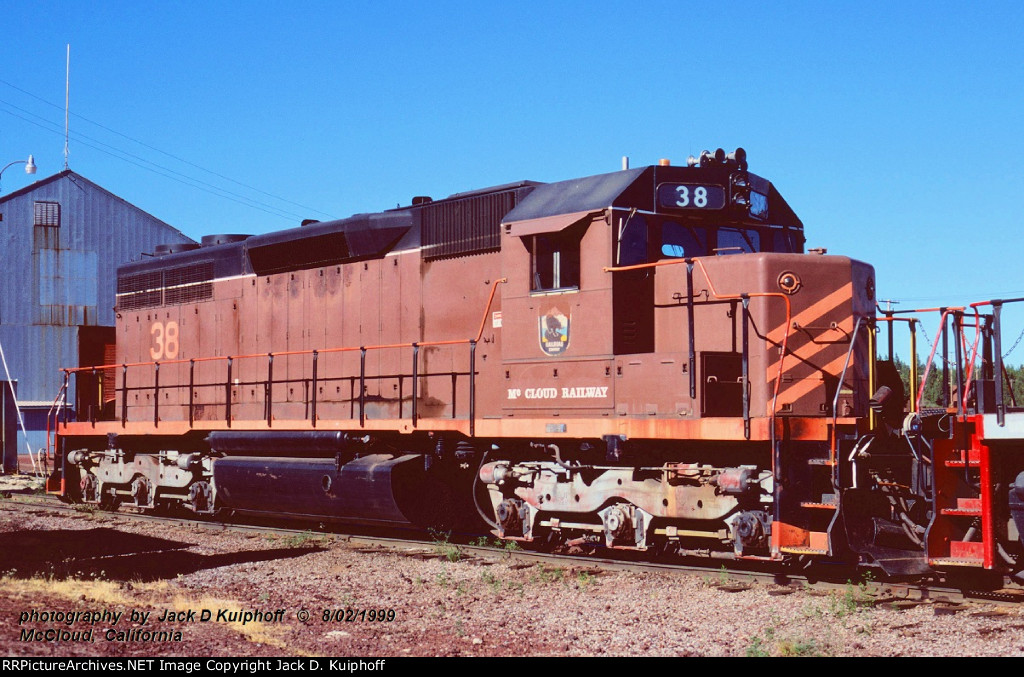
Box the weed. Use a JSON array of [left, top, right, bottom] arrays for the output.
[[456, 581, 468, 596], [455, 619, 465, 637], [829, 579, 872, 619], [430, 530, 463, 563], [745, 626, 775, 657], [284, 530, 323, 549], [801, 600, 824, 619], [718, 565, 730, 586], [745, 625, 827, 657], [414, 576, 425, 587], [481, 570, 502, 593], [503, 540, 521, 552], [436, 568, 451, 588], [438, 543, 462, 562], [531, 564, 564, 584], [745, 635, 769, 657], [777, 639, 822, 657], [576, 571, 595, 588]]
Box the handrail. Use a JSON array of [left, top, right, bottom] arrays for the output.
[[969, 297, 1024, 426], [915, 309, 955, 412], [959, 309, 983, 416], [874, 315, 920, 414], [830, 315, 870, 463], [887, 298, 1024, 425], [43, 380, 66, 475]]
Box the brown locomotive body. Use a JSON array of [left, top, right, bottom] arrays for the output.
[[51, 150, 1024, 578]]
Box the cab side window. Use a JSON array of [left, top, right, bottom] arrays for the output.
[[531, 230, 581, 292], [617, 213, 648, 266]]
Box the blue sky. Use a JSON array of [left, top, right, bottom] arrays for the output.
[[3, 1, 1024, 361]]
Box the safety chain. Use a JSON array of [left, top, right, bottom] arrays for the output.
[[1002, 324, 1024, 360]]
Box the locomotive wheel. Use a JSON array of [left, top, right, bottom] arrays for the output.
[[524, 527, 564, 553], [80, 473, 99, 503], [98, 485, 121, 512], [652, 539, 682, 562]]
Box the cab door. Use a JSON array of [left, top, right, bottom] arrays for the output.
[[612, 211, 654, 355]]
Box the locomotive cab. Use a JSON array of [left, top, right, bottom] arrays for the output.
[[497, 152, 871, 426], [487, 151, 878, 559]]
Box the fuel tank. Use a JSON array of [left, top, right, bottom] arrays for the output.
[[213, 454, 434, 526]]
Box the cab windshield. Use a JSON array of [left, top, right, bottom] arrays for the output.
[[616, 212, 803, 266], [657, 220, 801, 259]]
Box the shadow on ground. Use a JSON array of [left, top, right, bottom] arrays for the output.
[[0, 527, 322, 581]]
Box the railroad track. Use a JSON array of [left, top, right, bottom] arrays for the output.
[[3, 491, 1022, 610]]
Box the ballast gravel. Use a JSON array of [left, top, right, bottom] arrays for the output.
[[2, 504, 1024, 657]]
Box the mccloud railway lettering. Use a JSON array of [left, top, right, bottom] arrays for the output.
[[507, 386, 609, 400]]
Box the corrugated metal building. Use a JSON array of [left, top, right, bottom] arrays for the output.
[[0, 170, 195, 470]]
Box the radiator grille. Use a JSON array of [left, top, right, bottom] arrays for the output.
[[116, 262, 214, 310], [422, 191, 516, 260]]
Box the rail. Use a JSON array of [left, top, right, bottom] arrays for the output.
[[59, 279, 506, 437]]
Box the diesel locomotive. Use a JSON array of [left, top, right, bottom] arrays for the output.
[[47, 149, 1024, 580]]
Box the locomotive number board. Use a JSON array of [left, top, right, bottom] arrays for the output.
[[656, 183, 726, 210]]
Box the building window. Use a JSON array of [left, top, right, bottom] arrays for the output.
[[34, 201, 61, 227]]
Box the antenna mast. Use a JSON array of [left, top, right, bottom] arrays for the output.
[[64, 44, 70, 170]]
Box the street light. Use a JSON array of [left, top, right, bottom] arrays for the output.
[[0, 155, 37, 192]]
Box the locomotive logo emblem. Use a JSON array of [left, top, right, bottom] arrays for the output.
[[539, 308, 570, 356]]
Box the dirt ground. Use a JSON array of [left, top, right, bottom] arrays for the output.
[[3, 492, 1024, 657]]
